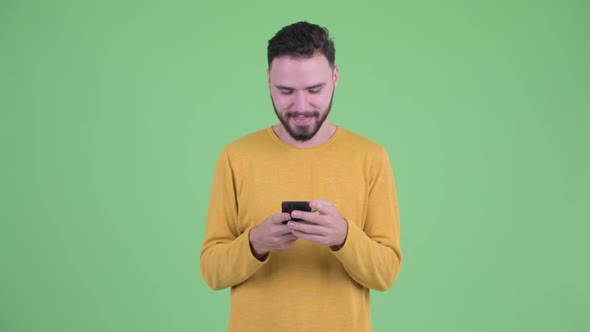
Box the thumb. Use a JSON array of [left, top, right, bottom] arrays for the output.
[[309, 200, 333, 215], [272, 212, 291, 224]]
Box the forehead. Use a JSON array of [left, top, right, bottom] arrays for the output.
[[269, 53, 333, 86]]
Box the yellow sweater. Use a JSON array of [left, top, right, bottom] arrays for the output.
[[200, 127, 402, 331]]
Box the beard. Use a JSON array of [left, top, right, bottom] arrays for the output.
[[271, 92, 334, 142]]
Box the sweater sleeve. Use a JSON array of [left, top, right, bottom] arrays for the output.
[[332, 146, 402, 291], [200, 148, 268, 290]]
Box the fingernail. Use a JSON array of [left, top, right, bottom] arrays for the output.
[[292, 211, 299, 217]]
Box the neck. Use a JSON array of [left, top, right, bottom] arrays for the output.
[[273, 119, 337, 148]]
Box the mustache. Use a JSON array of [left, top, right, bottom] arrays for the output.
[[286, 111, 320, 118]]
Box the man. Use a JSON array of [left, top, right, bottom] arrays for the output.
[[200, 21, 402, 331]]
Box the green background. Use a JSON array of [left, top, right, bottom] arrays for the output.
[[1, 0, 589, 331]]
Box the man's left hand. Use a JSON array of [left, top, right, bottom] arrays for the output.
[[286, 200, 348, 248]]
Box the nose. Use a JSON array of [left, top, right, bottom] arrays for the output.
[[293, 92, 308, 112]]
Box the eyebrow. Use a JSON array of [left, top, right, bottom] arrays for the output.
[[275, 83, 327, 90]]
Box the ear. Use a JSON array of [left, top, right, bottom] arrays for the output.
[[332, 65, 339, 89]]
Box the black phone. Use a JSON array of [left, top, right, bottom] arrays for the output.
[[282, 201, 311, 222]]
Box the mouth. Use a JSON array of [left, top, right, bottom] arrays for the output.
[[292, 114, 313, 126], [288, 112, 317, 126]]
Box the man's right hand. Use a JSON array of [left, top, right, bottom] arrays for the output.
[[249, 212, 296, 260]]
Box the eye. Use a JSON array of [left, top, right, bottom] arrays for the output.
[[280, 89, 294, 95], [308, 88, 321, 94]]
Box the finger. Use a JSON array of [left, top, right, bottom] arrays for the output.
[[276, 228, 295, 236], [291, 210, 319, 223], [287, 220, 325, 235], [275, 237, 298, 251], [272, 212, 292, 224], [309, 200, 335, 215], [283, 238, 298, 247], [281, 233, 298, 242], [270, 232, 297, 245], [290, 231, 327, 245], [277, 225, 300, 236]]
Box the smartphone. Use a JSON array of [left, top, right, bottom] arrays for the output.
[[282, 201, 311, 222]]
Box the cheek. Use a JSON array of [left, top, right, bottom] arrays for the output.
[[310, 94, 330, 109], [271, 94, 291, 110]]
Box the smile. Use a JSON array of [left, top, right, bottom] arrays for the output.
[[292, 115, 313, 125]]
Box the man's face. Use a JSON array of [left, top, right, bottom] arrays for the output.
[[268, 53, 339, 141]]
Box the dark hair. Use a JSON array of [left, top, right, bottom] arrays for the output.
[[267, 21, 335, 68]]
